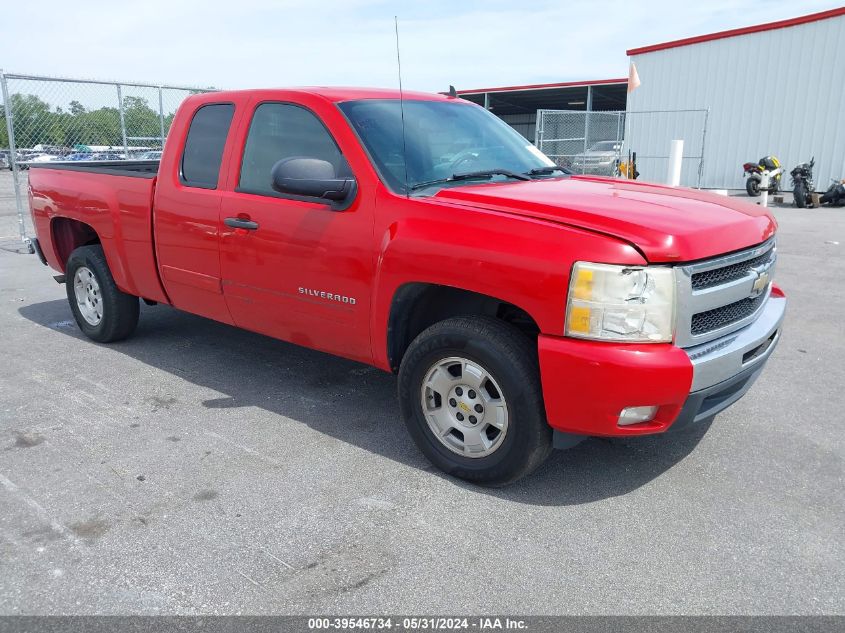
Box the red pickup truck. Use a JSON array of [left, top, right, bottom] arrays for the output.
[[28, 87, 785, 485]]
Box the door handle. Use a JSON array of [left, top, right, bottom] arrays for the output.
[[224, 217, 259, 230]]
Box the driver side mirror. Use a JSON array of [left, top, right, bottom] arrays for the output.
[[271, 157, 357, 210]]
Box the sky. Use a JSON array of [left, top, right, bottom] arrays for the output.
[[1, 0, 842, 93]]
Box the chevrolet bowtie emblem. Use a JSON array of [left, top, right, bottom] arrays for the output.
[[750, 269, 770, 298]]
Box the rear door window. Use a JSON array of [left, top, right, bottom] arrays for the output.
[[180, 103, 235, 189]]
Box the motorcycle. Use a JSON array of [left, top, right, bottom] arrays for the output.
[[790, 157, 815, 208], [743, 155, 782, 196], [820, 178, 845, 207]]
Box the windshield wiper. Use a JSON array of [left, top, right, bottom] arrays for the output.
[[526, 165, 570, 176], [410, 168, 530, 191]]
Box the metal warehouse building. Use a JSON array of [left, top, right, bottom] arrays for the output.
[[626, 7, 845, 190]]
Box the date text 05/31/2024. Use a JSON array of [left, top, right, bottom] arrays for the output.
[[307, 617, 528, 630]]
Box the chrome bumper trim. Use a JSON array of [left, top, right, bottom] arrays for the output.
[[685, 295, 786, 392]]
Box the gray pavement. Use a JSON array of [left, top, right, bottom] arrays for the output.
[[0, 170, 843, 615]]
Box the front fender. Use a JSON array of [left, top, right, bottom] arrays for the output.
[[368, 193, 646, 370]]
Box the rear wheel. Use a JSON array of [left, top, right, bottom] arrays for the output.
[[746, 176, 761, 196], [398, 316, 552, 486], [66, 245, 139, 342], [794, 183, 807, 208]]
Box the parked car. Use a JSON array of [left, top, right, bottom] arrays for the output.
[[10, 152, 37, 169], [27, 87, 785, 485], [27, 154, 59, 164], [2, 150, 35, 169], [61, 153, 94, 161], [0, 154, 8, 169], [136, 151, 162, 160], [90, 152, 124, 161], [570, 140, 623, 175]]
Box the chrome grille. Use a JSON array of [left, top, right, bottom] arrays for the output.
[[691, 249, 775, 290], [690, 293, 767, 335], [674, 238, 777, 348]]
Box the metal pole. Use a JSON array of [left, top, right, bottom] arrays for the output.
[[1, 71, 214, 93], [117, 84, 129, 157], [616, 111, 622, 144], [760, 171, 770, 208], [158, 86, 166, 147], [697, 108, 709, 189], [534, 110, 542, 147], [583, 85, 593, 166], [1, 70, 30, 249], [483, 92, 490, 111]]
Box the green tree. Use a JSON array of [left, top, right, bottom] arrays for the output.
[[1, 91, 201, 151], [7, 94, 54, 148], [0, 107, 8, 148], [122, 96, 162, 144]]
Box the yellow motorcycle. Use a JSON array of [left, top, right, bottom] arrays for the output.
[[743, 155, 782, 196]]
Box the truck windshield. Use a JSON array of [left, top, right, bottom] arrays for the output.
[[338, 99, 559, 194]]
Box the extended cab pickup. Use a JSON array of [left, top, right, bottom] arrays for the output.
[[28, 88, 785, 485]]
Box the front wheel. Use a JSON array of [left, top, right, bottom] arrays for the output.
[[746, 176, 761, 196], [794, 183, 807, 208], [66, 245, 139, 342], [398, 316, 552, 486]]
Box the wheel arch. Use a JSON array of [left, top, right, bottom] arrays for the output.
[[50, 217, 101, 272], [386, 282, 540, 373]]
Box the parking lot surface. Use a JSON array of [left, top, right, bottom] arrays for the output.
[[0, 171, 843, 614]]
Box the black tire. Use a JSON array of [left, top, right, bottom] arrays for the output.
[[65, 245, 139, 342], [746, 176, 761, 196], [794, 183, 807, 208], [398, 316, 553, 486]]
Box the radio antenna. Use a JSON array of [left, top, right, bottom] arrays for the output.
[[394, 16, 410, 197]]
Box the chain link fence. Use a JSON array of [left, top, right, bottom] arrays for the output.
[[535, 109, 709, 187], [0, 71, 216, 249], [535, 110, 626, 175]]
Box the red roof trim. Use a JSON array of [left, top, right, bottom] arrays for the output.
[[627, 6, 845, 56], [456, 78, 627, 95]]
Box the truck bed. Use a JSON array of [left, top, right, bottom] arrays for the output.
[[28, 162, 169, 304]]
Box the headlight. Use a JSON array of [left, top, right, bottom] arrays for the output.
[[565, 262, 676, 342]]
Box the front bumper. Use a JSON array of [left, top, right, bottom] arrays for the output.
[[538, 288, 786, 438]]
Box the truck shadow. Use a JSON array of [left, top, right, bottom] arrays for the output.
[[19, 300, 712, 506]]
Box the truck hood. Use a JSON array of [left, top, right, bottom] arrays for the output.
[[433, 176, 776, 262]]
